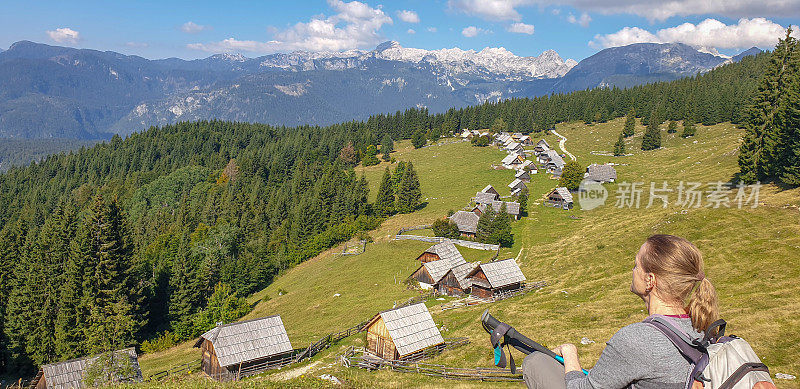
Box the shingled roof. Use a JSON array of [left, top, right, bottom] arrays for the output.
[[490, 200, 521, 216], [194, 315, 293, 368], [449, 211, 479, 234], [554, 187, 574, 203], [367, 303, 444, 357], [585, 164, 617, 183], [469, 259, 526, 289], [481, 184, 499, 195], [475, 191, 499, 204], [447, 262, 480, 289], [422, 241, 466, 267], [30, 348, 142, 389]]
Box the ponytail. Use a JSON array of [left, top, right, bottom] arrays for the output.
[[640, 234, 720, 332], [687, 278, 719, 333]]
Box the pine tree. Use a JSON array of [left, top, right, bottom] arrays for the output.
[[490, 203, 514, 248], [614, 133, 627, 156], [773, 32, 800, 186], [374, 167, 396, 217], [559, 161, 585, 191], [396, 162, 422, 213], [362, 145, 379, 166], [411, 130, 426, 149], [641, 110, 662, 150], [83, 195, 139, 353], [668, 120, 678, 133], [623, 108, 636, 137], [381, 135, 394, 161], [476, 205, 495, 243], [392, 161, 406, 192], [681, 116, 696, 138], [516, 189, 528, 217], [738, 28, 796, 183]]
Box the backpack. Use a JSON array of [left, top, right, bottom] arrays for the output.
[[643, 315, 775, 389]]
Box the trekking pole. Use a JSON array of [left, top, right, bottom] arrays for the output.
[[481, 310, 589, 375]]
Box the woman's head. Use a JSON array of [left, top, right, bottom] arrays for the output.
[[631, 234, 719, 332]]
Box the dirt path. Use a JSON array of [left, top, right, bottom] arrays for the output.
[[268, 361, 322, 381], [551, 130, 576, 161]]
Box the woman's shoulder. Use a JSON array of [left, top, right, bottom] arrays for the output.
[[608, 318, 700, 352]]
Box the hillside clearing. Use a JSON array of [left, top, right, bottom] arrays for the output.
[[140, 118, 800, 388]]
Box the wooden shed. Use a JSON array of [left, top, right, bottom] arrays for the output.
[[410, 245, 467, 290], [363, 303, 445, 361], [475, 190, 500, 205], [437, 262, 479, 296], [584, 163, 617, 183], [545, 187, 574, 210], [448, 211, 479, 237], [29, 348, 142, 389], [481, 184, 499, 196], [534, 139, 550, 154], [515, 169, 531, 182], [467, 259, 527, 300], [194, 315, 293, 381], [414, 241, 464, 264], [508, 179, 527, 196]]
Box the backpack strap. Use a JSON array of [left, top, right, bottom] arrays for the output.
[[718, 362, 770, 389], [643, 315, 711, 389]]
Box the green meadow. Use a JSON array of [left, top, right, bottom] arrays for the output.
[[139, 117, 800, 388]]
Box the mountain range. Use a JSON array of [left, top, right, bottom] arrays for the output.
[[0, 40, 760, 139]]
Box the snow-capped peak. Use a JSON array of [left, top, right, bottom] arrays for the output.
[[211, 53, 248, 62]]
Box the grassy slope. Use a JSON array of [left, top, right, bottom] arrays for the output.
[[140, 118, 800, 388]]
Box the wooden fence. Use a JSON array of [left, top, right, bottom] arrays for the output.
[[393, 235, 499, 251], [340, 341, 522, 382], [1, 379, 29, 389], [439, 281, 547, 311], [397, 225, 432, 235], [146, 360, 201, 381], [334, 240, 366, 257]]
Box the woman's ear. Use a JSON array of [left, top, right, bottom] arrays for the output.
[[645, 273, 655, 292]]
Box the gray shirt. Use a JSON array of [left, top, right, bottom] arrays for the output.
[[565, 317, 702, 389]]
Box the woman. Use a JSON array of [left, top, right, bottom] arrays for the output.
[[523, 234, 719, 389]]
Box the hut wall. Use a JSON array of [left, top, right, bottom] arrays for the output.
[[472, 285, 493, 299], [411, 267, 435, 286], [416, 252, 441, 263], [34, 375, 46, 389], [365, 317, 397, 360], [437, 272, 465, 297], [201, 339, 229, 380]]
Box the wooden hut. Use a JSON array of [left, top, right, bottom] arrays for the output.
[[438, 262, 479, 296], [515, 169, 531, 182], [194, 315, 293, 381], [29, 348, 142, 389], [448, 211, 479, 237], [545, 187, 574, 210], [363, 303, 445, 361], [414, 241, 464, 264], [410, 244, 467, 290], [584, 163, 617, 183], [508, 179, 527, 196], [481, 184, 499, 196], [475, 190, 499, 205], [467, 259, 527, 300], [519, 135, 533, 146], [501, 154, 524, 169], [534, 139, 551, 154]]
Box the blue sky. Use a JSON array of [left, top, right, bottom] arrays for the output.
[[1, 0, 798, 61]]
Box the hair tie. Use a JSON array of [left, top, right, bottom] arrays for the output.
[[695, 270, 705, 282]]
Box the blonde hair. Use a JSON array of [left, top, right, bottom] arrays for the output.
[[638, 234, 719, 332]]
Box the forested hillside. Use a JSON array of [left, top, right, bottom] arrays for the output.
[[0, 48, 779, 377]]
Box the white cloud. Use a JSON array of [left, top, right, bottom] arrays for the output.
[[507, 22, 535, 35], [567, 12, 591, 27], [551, 8, 561, 15], [407, 28, 416, 34], [46, 28, 80, 44], [448, 0, 800, 22], [427, 27, 438, 33], [462, 26, 489, 37], [590, 18, 800, 51], [125, 42, 149, 48], [181, 21, 211, 34], [188, 0, 392, 54], [397, 10, 420, 23]]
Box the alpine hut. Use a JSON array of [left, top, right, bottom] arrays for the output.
[[544, 150, 565, 176], [449, 211, 479, 237], [194, 315, 294, 381], [414, 241, 465, 264], [501, 154, 524, 169], [467, 259, 527, 300], [534, 139, 551, 154], [475, 190, 500, 205], [481, 184, 500, 196], [363, 303, 445, 361], [515, 169, 531, 182], [545, 187, 574, 210], [519, 135, 533, 146], [438, 262, 480, 296], [29, 348, 143, 389], [508, 179, 527, 196], [410, 244, 467, 290], [584, 163, 617, 183]]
